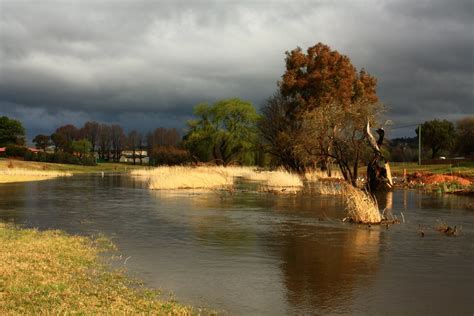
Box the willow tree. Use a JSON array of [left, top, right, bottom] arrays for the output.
[[261, 42, 386, 187], [184, 98, 260, 165]]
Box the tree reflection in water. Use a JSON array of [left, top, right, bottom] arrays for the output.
[[275, 224, 381, 313]]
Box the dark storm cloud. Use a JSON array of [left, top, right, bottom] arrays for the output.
[[0, 0, 472, 139]]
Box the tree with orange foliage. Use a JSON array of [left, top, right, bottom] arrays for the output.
[[260, 43, 384, 187], [280, 42, 378, 114]]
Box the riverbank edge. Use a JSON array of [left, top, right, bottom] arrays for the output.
[[0, 158, 146, 175], [0, 222, 198, 315]]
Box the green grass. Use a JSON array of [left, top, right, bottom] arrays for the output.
[[0, 158, 146, 174], [390, 162, 474, 178], [0, 223, 197, 315]]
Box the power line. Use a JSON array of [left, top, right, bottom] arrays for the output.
[[388, 123, 420, 130]]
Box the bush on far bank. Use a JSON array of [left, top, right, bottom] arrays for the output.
[[24, 150, 97, 166], [4, 145, 27, 158]]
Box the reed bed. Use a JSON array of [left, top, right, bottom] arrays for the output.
[[132, 166, 303, 192], [253, 169, 303, 193], [312, 180, 345, 195], [0, 168, 72, 183], [140, 166, 235, 190], [342, 184, 382, 224], [304, 169, 343, 182]]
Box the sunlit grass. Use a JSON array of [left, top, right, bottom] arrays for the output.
[[390, 162, 474, 177], [342, 184, 382, 224], [0, 159, 144, 175], [304, 169, 343, 182], [0, 222, 194, 315], [0, 167, 72, 183], [131, 166, 303, 191], [132, 166, 304, 192], [133, 166, 235, 190]]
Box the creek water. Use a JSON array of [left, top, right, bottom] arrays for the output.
[[1, 174, 473, 315]]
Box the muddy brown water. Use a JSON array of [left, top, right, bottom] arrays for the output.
[[1, 174, 473, 315]]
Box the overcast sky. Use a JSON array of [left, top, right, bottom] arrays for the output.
[[0, 0, 473, 140]]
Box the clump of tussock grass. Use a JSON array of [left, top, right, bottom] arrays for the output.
[[342, 184, 382, 224], [304, 169, 343, 182], [311, 180, 344, 195], [0, 223, 193, 314], [132, 166, 304, 192], [255, 169, 303, 193], [0, 168, 72, 183], [135, 166, 235, 190]]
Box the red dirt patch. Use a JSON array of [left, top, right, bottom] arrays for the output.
[[408, 172, 472, 186]]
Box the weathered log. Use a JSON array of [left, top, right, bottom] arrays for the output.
[[365, 121, 393, 192]]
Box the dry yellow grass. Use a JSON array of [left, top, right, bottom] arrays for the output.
[[0, 223, 193, 314], [304, 169, 343, 182], [250, 169, 303, 193], [0, 168, 72, 183], [342, 184, 382, 224], [133, 166, 235, 190], [312, 180, 344, 195], [132, 166, 303, 192]]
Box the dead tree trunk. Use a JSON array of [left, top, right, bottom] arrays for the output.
[[365, 121, 393, 193]]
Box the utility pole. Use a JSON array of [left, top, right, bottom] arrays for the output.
[[418, 124, 422, 166]]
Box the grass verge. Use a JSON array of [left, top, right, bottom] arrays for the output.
[[0, 223, 193, 315], [0, 159, 145, 175], [390, 162, 474, 178], [0, 168, 72, 184]]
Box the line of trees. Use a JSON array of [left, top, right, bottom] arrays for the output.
[[389, 117, 474, 161], [32, 122, 185, 165], [3, 41, 472, 176]]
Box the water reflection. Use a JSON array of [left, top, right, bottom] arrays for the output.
[[272, 224, 381, 314], [0, 176, 473, 315], [0, 182, 28, 221]]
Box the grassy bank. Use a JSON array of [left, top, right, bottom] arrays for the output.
[[0, 159, 144, 175], [0, 168, 72, 184], [390, 162, 474, 178], [0, 223, 193, 315]]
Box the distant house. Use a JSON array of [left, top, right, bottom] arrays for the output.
[[0, 147, 5, 157], [119, 150, 149, 164], [27, 147, 40, 153]]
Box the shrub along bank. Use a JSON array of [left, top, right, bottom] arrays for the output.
[[24, 150, 97, 166]]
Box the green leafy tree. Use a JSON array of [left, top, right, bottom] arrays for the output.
[[71, 139, 92, 158], [51, 132, 67, 152], [0, 116, 26, 146], [33, 134, 51, 151], [416, 119, 456, 159], [455, 116, 474, 157], [184, 98, 260, 165]]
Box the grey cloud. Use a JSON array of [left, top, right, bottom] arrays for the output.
[[0, 0, 472, 140]]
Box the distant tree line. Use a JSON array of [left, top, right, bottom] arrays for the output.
[[30, 122, 186, 166], [388, 117, 474, 162], [2, 41, 472, 175]]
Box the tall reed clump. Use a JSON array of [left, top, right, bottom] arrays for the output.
[[342, 184, 382, 224], [131, 166, 304, 193], [311, 180, 344, 195], [242, 168, 303, 192], [304, 169, 343, 182], [132, 166, 235, 190]]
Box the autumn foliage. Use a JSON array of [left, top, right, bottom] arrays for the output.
[[280, 43, 378, 112], [261, 42, 383, 185]]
